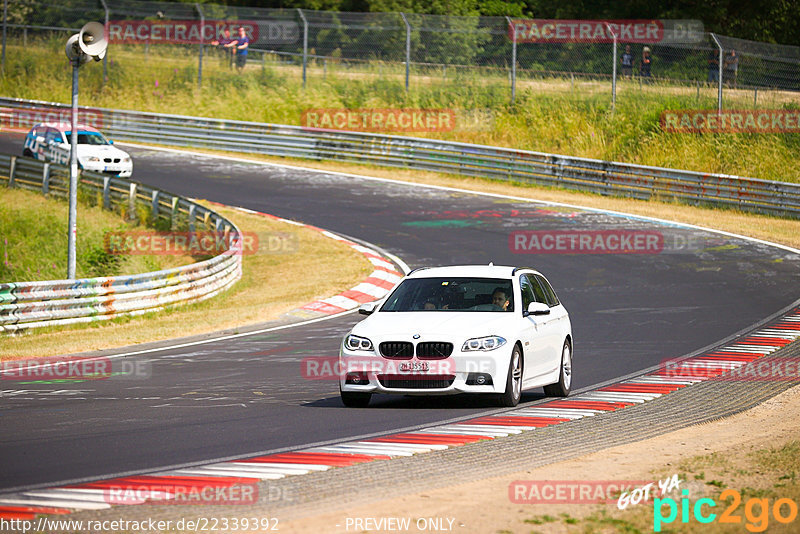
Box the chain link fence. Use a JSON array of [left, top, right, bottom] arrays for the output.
[[2, 0, 799, 110]]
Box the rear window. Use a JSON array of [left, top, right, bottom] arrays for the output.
[[380, 277, 514, 312]]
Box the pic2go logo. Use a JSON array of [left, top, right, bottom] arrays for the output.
[[654, 489, 799, 532]]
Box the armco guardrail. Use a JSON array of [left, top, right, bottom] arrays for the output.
[[2, 97, 800, 218], [0, 154, 243, 333]]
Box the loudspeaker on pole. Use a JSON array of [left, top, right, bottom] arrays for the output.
[[78, 22, 108, 61]]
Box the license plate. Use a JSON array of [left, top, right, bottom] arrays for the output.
[[399, 361, 429, 372]]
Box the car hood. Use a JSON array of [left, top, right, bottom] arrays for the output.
[[351, 311, 513, 339], [77, 145, 129, 160]]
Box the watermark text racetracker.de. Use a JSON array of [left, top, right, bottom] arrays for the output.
[[508, 19, 703, 44], [663, 357, 800, 382], [510, 475, 682, 507], [1, 357, 150, 381], [0, 106, 104, 130], [107, 19, 299, 45], [661, 109, 800, 134], [510, 480, 653, 505], [103, 482, 282, 506], [103, 231, 297, 256], [509, 230, 722, 255], [301, 108, 456, 133], [303, 356, 468, 380]]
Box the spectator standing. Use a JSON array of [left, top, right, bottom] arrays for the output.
[[724, 49, 739, 88], [210, 28, 234, 68], [620, 44, 633, 78], [640, 46, 652, 79], [226, 26, 250, 73], [708, 49, 719, 83]]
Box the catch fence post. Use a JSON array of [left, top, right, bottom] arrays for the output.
[[297, 9, 308, 88], [711, 33, 723, 112], [195, 3, 204, 87], [506, 17, 517, 104], [400, 13, 411, 92]]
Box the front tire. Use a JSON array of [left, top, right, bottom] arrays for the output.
[[544, 339, 572, 397], [497, 344, 523, 407], [340, 389, 371, 407], [22, 148, 34, 158]]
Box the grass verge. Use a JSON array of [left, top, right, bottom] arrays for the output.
[[1, 201, 373, 360], [0, 186, 193, 281], [3, 40, 799, 183], [523, 436, 800, 533]]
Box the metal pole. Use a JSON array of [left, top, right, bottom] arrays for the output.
[[506, 17, 516, 104], [711, 33, 723, 112], [1, 0, 7, 76], [297, 9, 307, 88], [606, 23, 617, 110], [611, 37, 617, 109], [100, 0, 109, 86], [195, 4, 204, 87], [68, 60, 79, 279], [400, 13, 410, 92]]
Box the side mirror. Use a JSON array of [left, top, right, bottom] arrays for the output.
[[524, 302, 550, 317], [108, 139, 114, 144], [358, 302, 376, 316]]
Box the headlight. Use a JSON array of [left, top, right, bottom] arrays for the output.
[[462, 335, 506, 352], [345, 334, 374, 351], [122, 156, 132, 163], [84, 156, 101, 162]]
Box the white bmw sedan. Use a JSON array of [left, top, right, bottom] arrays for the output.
[[23, 122, 133, 178], [339, 265, 572, 407]]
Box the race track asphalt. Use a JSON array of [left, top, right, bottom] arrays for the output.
[[2, 136, 798, 491]]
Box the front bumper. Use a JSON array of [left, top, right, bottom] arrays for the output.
[[82, 161, 133, 178], [338, 343, 512, 395]]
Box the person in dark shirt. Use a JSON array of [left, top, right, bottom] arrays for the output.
[[621, 45, 633, 78], [226, 27, 250, 73], [640, 47, 652, 79], [210, 28, 232, 47], [708, 49, 720, 83], [724, 49, 739, 88], [491, 288, 510, 311], [210, 28, 234, 67]]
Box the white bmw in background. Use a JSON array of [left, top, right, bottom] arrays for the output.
[[339, 265, 572, 407], [22, 122, 133, 178]]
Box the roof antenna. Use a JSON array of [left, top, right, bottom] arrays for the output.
[[488, 261, 494, 266]]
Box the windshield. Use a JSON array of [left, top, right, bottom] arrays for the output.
[[381, 277, 514, 312], [65, 131, 111, 145]]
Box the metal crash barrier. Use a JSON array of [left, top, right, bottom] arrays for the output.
[[0, 154, 243, 332], [2, 96, 799, 219]]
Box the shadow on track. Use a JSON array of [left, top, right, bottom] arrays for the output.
[[304, 391, 547, 409]]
